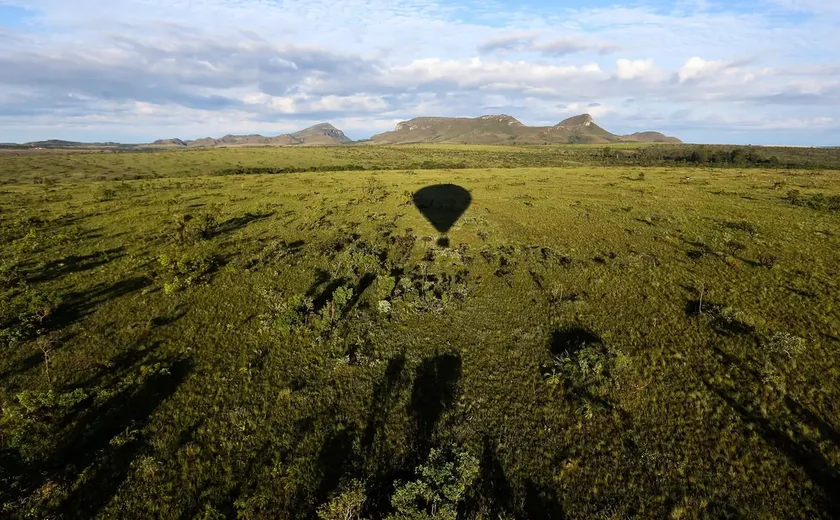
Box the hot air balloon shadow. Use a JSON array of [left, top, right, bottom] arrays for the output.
[[413, 184, 472, 247]]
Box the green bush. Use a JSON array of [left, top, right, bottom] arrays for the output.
[[387, 448, 479, 520], [318, 480, 366, 520]]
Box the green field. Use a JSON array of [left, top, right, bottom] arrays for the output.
[[1, 145, 839, 519]]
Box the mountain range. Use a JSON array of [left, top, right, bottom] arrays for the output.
[[148, 123, 352, 148], [369, 114, 681, 145], [1, 114, 681, 149]]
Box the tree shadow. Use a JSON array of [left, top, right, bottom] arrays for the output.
[[58, 359, 193, 517], [24, 248, 126, 283], [544, 327, 632, 427], [684, 300, 755, 337], [346, 273, 377, 311], [150, 307, 188, 328], [409, 354, 463, 462], [549, 327, 603, 357], [463, 437, 514, 518], [701, 346, 840, 516], [213, 211, 274, 236], [362, 355, 409, 454], [313, 427, 360, 512], [524, 480, 567, 519], [2, 356, 193, 518], [310, 277, 349, 312], [48, 276, 152, 332], [358, 355, 413, 514], [0, 349, 50, 381], [704, 381, 840, 516]]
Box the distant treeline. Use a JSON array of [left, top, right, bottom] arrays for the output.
[[215, 161, 471, 176], [2, 143, 838, 185], [613, 144, 839, 169], [215, 145, 840, 177]]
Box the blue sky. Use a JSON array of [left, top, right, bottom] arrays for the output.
[[0, 0, 838, 145]]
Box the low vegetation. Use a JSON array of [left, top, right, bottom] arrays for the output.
[[0, 145, 838, 518]]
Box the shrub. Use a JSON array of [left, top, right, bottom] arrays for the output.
[[168, 208, 219, 243], [159, 249, 220, 292], [387, 448, 479, 520], [16, 388, 88, 414], [766, 332, 806, 358], [757, 252, 778, 269], [318, 480, 366, 520]]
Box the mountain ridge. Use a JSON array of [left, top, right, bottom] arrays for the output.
[[371, 113, 682, 145], [1, 114, 681, 148], [149, 123, 352, 149]]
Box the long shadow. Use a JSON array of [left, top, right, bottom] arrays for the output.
[[306, 268, 332, 296], [524, 480, 567, 519], [463, 437, 514, 518], [213, 211, 274, 236], [704, 382, 840, 515], [545, 327, 631, 427], [362, 355, 409, 454], [67, 341, 164, 395], [1, 356, 193, 518], [346, 273, 377, 311], [312, 428, 360, 513], [357, 353, 463, 517], [49, 276, 152, 332], [701, 345, 840, 515], [0, 350, 47, 381], [25, 248, 125, 283], [311, 278, 349, 312], [408, 354, 463, 462], [359, 355, 412, 515], [549, 327, 603, 357], [57, 357, 193, 517], [684, 300, 755, 338]]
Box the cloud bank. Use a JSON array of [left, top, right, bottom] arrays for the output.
[[0, 0, 838, 144]]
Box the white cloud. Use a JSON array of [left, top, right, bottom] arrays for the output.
[[616, 59, 659, 80]]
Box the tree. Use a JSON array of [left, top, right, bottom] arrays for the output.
[[690, 148, 709, 164]]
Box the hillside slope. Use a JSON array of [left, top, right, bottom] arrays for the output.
[[371, 113, 682, 145], [148, 123, 351, 149]]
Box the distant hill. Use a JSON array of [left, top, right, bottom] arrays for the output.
[[3, 117, 682, 149], [148, 123, 352, 149], [370, 114, 682, 145]]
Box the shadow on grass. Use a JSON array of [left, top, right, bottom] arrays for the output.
[[684, 300, 756, 337], [318, 352, 464, 517], [466, 437, 514, 518], [549, 327, 603, 357], [409, 354, 462, 462], [213, 211, 274, 236], [546, 327, 633, 428], [25, 248, 126, 283], [703, 347, 840, 516], [704, 382, 840, 516], [49, 276, 152, 332], [1, 356, 193, 518]]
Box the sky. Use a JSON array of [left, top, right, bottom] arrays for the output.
[[0, 0, 838, 145]]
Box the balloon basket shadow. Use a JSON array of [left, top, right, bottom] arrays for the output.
[[436, 237, 451, 248]]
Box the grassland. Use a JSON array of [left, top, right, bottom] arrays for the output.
[[1, 145, 839, 519], [2, 142, 840, 185]]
